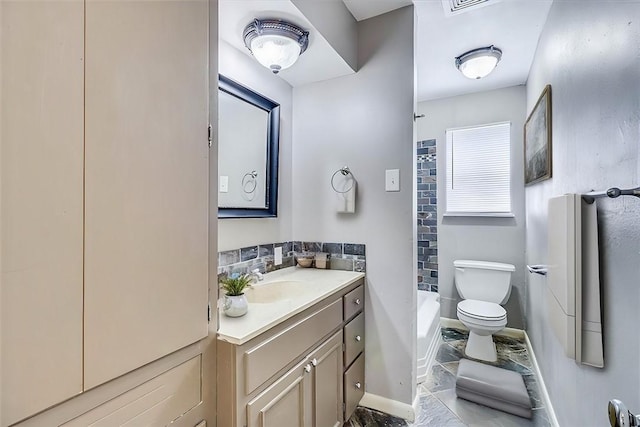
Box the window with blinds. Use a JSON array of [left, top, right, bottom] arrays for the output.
[[445, 122, 512, 216]]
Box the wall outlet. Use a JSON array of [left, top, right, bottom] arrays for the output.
[[274, 246, 283, 265], [385, 169, 400, 192], [219, 175, 229, 193]]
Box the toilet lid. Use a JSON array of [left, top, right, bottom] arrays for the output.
[[457, 299, 506, 321]]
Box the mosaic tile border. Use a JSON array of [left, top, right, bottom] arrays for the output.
[[417, 139, 438, 292], [218, 241, 366, 279]]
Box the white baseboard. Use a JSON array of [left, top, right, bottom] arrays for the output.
[[412, 391, 421, 422], [359, 392, 417, 422], [524, 332, 559, 427]]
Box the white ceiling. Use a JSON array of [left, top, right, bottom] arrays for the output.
[[414, 0, 552, 101], [219, 0, 553, 101], [343, 0, 412, 21]]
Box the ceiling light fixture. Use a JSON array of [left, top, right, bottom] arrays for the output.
[[455, 45, 503, 79], [243, 18, 309, 74]]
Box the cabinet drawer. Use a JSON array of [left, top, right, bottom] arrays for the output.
[[343, 285, 364, 320], [344, 312, 365, 368], [244, 299, 342, 395], [63, 356, 201, 426], [344, 353, 365, 421]]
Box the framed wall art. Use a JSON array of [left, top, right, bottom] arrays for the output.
[[524, 84, 552, 185]]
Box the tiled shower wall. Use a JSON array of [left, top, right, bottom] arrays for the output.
[[417, 139, 438, 292]]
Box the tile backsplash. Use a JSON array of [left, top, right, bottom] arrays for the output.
[[218, 241, 366, 278]]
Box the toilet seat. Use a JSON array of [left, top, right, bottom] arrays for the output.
[[457, 299, 506, 322]]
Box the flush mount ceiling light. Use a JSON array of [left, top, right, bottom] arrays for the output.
[[243, 18, 309, 74], [455, 45, 503, 79]]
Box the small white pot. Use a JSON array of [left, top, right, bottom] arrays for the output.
[[223, 294, 248, 317]]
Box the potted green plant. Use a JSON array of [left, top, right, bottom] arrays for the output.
[[220, 273, 252, 317]]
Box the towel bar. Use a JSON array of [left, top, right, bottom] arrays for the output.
[[582, 186, 640, 204], [526, 265, 548, 276]]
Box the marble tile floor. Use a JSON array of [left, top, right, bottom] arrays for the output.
[[345, 328, 551, 427]]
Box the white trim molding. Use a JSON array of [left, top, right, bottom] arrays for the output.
[[359, 392, 417, 422], [524, 332, 560, 427]]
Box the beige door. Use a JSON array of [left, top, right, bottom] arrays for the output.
[[311, 331, 344, 427], [246, 359, 313, 427], [0, 1, 85, 425], [83, 0, 210, 389]]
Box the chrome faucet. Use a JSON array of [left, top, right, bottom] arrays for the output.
[[248, 268, 264, 283]]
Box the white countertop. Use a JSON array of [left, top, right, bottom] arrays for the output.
[[217, 267, 365, 345]]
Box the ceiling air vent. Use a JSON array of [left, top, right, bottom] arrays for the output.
[[441, 0, 500, 16]]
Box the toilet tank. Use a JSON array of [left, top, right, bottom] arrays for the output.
[[454, 260, 515, 304]]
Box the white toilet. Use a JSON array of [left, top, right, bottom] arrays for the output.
[[454, 260, 515, 362]]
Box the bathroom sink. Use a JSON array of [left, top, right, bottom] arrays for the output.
[[244, 280, 305, 303]]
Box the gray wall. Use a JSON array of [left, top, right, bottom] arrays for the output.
[[292, 7, 416, 406], [291, 0, 358, 71], [417, 86, 527, 328], [525, 1, 640, 425], [218, 41, 293, 251]]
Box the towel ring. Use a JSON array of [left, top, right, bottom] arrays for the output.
[[242, 171, 258, 194], [331, 166, 354, 193]]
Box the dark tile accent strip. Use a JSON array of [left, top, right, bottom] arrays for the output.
[[302, 241, 322, 252], [417, 138, 438, 292], [219, 249, 240, 267], [322, 242, 343, 255], [240, 246, 258, 262], [344, 243, 365, 256], [258, 244, 274, 257], [275, 241, 293, 255], [219, 241, 366, 275]]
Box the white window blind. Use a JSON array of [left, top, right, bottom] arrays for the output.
[[445, 122, 511, 215]]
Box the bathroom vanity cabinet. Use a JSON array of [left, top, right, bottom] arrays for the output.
[[217, 277, 365, 427], [1, 1, 211, 425]]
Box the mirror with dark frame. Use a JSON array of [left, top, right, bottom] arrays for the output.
[[218, 75, 280, 218]]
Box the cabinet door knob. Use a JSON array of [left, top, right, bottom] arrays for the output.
[[304, 364, 312, 373], [355, 335, 361, 342], [354, 298, 361, 305], [311, 358, 318, 366], [355, 382, 361, 389]]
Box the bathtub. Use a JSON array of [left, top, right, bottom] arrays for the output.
[[417, 290, 441, 384]]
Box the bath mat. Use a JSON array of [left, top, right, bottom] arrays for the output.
[[455, 358, 532, 419]]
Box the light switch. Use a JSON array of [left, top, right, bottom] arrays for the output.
[[219, 175, 229, 193], [385, 169, 400, 192], [274, 246, 283, 265]]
